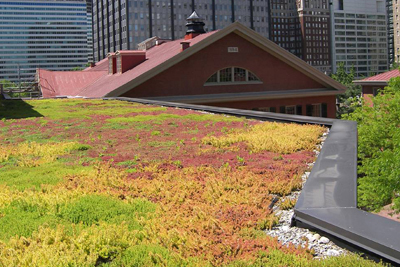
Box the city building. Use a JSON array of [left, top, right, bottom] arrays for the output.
[[297, 0, 331, 74], [387, 0, 394, 66], [38, 17, 346, 118], [269, 0, 303, 59], [270, 0, 331, 74], [86, 0, 94, 63], [393, 0, 400, 63], [0, 0, 90, 83], [92, 0, 270, 62], [330, 0, 388, 78], [354, 68, 399, 104]]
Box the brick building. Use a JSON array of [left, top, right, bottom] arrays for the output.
[[38, 15, 346, 118]]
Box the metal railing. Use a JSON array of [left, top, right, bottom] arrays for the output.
[[0, 83, 41, 99]]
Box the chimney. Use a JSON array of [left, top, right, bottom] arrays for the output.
[[115, 50, 146, 74], [185, 11, 206, 40], [107, 52, 117, 75], [181, 42, 190, 51]]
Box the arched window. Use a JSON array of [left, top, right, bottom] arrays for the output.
[[205, 67, 262, 85]]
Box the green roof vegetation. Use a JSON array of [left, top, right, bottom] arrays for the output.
[[0, 99, 387, 266]]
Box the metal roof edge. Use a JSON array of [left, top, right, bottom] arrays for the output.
[[141, 88, 342, 104], [295, 208, 400, 265]]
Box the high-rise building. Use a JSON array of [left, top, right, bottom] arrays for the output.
[[387, 0, 394, 66], [393, 0, 400, 63], [269, 0, 303, 58], [268, 0, 331, 74], [92, 0, 270, 62], [87, 0, 94, 63], [331, 0, 388, 77], [297, 0, 331, 74], [0, 0, 90, 83]]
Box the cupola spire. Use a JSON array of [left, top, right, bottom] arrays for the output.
[[185, 11, 206, 40]]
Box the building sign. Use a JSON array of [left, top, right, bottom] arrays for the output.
[[228, 47, 239, 53]]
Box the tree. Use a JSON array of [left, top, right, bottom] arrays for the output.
[[71, 66, 84, 71], [344, 79, 400, 211], [330, 62, 362, 118], [0, 79, 17, 89]]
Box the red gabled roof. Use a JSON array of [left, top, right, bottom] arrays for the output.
[[38, 68, 107, 98], [356, 69, 400, 82], [38, 31, 217, 98]]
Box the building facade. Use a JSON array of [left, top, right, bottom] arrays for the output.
[[387, 0, 394, 67], [0, 0, 90, 83], [262, 0, 331, 74], [86, 0, 94, 63], [92, 0, 270, 62], [331, 0, 388, 78], [394, 0, 400, 63], [269, 0, 303, 59], [297, 0, 331, 74]]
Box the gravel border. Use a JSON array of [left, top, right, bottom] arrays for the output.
[[265, 130, 349, 259]]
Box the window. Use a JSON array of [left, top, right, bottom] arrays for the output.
[[285, 106, 296, 115], [338, 0, 343, 10], [373, 87, 381, 96], [279, 105, 302, 115], [306, 103, 327, 117], [219, 68, 232, 82], [205, 67, 261, 85], [311, 104, 321, 117], [253, 107, 276, 112]]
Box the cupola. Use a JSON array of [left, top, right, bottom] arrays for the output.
[[185, 11, 206, 40]]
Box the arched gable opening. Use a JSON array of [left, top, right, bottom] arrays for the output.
[[205, 67, 262, 85]]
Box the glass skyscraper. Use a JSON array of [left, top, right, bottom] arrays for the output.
[[0, 0, 90, 83]]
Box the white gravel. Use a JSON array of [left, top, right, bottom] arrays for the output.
[[265, 130, 349, 259]]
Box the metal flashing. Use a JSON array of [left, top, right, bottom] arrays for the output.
[[107, 97, 400, 265]]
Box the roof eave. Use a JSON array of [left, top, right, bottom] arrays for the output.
[[140, 88, 344, 104], [353, 80, 388, 86]]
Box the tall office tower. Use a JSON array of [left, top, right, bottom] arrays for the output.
[[331, 0, 388, 78], [269, 0, 331, 73], [297, 0, 331, 74], [387, 0, 394, 67], [269, 0, 303, 59], [87, 0, 94, 63], [394, 0, 400, 63], [0, 0, 90, 83], [92, 0, 270, 62]]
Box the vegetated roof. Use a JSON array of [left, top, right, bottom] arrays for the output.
[[355, 69, 400, 84], [37, 22, 346, 98], [0, 99, 331, 266]]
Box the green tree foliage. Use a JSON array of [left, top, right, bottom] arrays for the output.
[[71, 66, 84, 71], [344, 77, 400, 211], [331, 63, 362, 118], [0, 79, 17, 89]]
